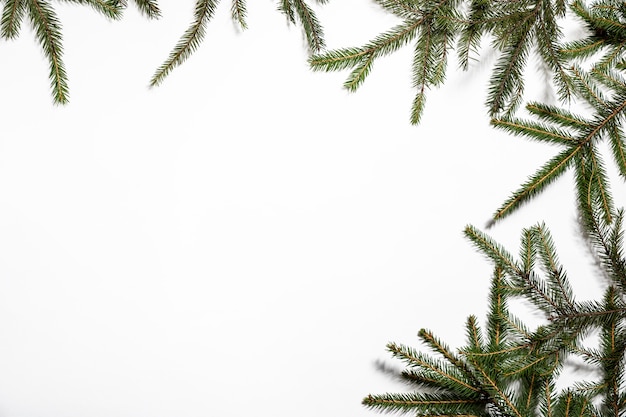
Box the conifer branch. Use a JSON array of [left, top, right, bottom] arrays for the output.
[[26, 0, 68, 104], [493, 147, 578, 222], [230, 0, 246, 30], [292, 0, 324, 52], [1, 0, 25, 38], [150, 0, 217, 87], [56, 0, 122, 19], [132, 0, 161, 19], [277, 0, 295, 24]]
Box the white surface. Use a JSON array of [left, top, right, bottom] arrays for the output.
[[0, 2, 618, 416]]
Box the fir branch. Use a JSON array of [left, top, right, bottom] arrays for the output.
[[26, 0, 69, 104], [457, 0, 489, 70], [520, 227, 538, 275], [464, 225, 521, 276], [487, 28, 531, 116], [466, 354, 523, 417], [465, 315, 484, 352], [56, 0, 122, 19], [534, 224, 575, 309], [292, 0, 324, 52], [343, 54, 374, 91], [231, 0, 246, 30], [362, 392, 486, 415], [493, 146, 580, 222], [570, 66, 610, 110], [534, 0, 573, 102], [1, 0, 25, 38], [608, 120, 626, 178], [110, 0, 161, 18], [277, 0, 295, 24], [419, 328, 483, 390], [588, 148, 614, 224], [491, 118, 576, 145], [150, 0, 217, 87], [387, 342, 481, 395], [560, 39, 606, 61], [132, 0, 161, 19], [374, 0, 420, 20], [487, 267, 509, 349], [525, 103, 592, 131]]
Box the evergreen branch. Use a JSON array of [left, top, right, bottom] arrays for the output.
[[412, 92, 426, 125], [131, 0, 161, 19], [554, 304, 626, 324], [520, 227, 537, 275], [488, 28, 531, 116], [534, 224, 575, 309], [588, 149, 614, 223], [387, 342, 481, 394], [231, 0, 246, 30], [608, 120, 626, 178], [419, 329, 466, 371], [464, 225, 521, 276], [503, 314, 532, 340], [310, 48, 372, 72], [575, 178, 626, 288], [503, 351, 555, 377], [594, 42, 626, 72], [309, 19, 422, 84], [343, 55, 374, 92], [493, 146, 580, 222], [518, 269, 571, 318], [363, 18, 424, 59], [534, 0, 573, 102], [553, 392, 596, 417], [465, 315, 484, 351], [462, 343, 529, 357], [149, 0, 217, 87], [487, 267, 509, 349], [57, 0, 123, 19], [277, 0, 295, 24], [411, 23, 434, 124], [419, 329, 484, 390], [608, 210, 626, 285], [491, 118, 575, 145], [292, 0, 325, 52], [26, 0, 69, 104], [526, 103, 592, 131], [591, 67, 626, 92], [374, 0, 420, 19], [570, 66, 609, 110], [1, 0, 25, 38], [362, 392, 486, 415], [457, 0, 489, 70], [466, 356, 523, 417], [559, 39, 606, 61]]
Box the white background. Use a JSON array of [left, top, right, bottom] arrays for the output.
[[0, 2, 621, 416]]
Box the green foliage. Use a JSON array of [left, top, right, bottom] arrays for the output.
[[341, 1, 626, 416], [2, 0, 328, 100], [364, 219, 626, 417], [310, 0, 574, 123], [5, 1, 626, 416], [149, 0, 327, 87], [0, 0, 159, 103]]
